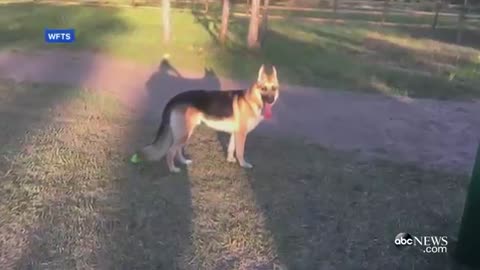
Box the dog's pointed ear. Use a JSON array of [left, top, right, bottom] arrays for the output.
[[271, 65, 278, 83], [257, 64, 266, 83]]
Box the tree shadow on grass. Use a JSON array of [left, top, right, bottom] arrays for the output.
[[2, 56, 221, 268], [258, 28, 479, 99], [191, 6, 223, 44], [242, 135, 473, 269], [209, 22, 479, 269], [212, 83, 478, 268], [0, 2, 141, 268], [201, 17, 479, 99]]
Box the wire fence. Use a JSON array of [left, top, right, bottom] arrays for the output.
[[24, 0, 480, 42]]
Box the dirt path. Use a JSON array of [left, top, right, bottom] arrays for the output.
[[0, 50, 478, 173]]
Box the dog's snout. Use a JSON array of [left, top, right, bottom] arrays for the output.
[[262, 95, 275, 104]]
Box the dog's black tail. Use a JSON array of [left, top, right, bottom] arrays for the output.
[[138, 104, 174, 161]]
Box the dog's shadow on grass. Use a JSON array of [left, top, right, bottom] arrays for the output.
[[108, 59, 222, 268], [143, 59, 221, 120], [216, 132, 230, 158]]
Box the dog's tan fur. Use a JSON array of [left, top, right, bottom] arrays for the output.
[[139, 65, 279, 173]]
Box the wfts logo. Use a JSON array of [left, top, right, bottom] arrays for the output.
[[44, 29, 75, 43]]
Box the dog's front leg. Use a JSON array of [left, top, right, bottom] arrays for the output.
[[227, 133, 236, 163], [234, 131, 253, 168]]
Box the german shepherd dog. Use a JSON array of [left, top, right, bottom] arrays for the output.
[[138, 65, 279, 173]]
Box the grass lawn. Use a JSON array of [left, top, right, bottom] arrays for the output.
[[0, 79, 474, 269], [0, 2, 479, 100]]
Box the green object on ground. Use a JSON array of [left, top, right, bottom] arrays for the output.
[[130, 153, 142, 164], [455, 143, 480, 267]]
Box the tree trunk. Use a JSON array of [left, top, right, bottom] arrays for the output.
[[247, 0, 261, 48], [163, 0, 171, 43], [220, 0, 230, 43], [432, 1, 442, 30], [260, 0, 270, 45], [204, 0, 209, 13]]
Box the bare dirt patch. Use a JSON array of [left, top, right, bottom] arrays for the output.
[[0, 50, 478, 174]]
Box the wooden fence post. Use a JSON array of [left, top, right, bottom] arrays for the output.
[[456, 0, 468, 44], [204, 0, 209, 13], [432, 1, 442, 30], [382, 0, 390, 25], [332, 0, 338, 22], [191, 0, 197, 12]]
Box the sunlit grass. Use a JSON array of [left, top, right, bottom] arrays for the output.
[[365, 30, 478, 57], [0, 80, 472, 269]]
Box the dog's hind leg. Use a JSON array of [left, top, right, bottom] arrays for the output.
[[167, 110, 187, 173], [166, 146, 180, 173], [168, 133, 189, 172], [176, 146, 192, 165], [234, 130, 253, 169], [227, 133, 236, 163], [168, 107, 200, 172]]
